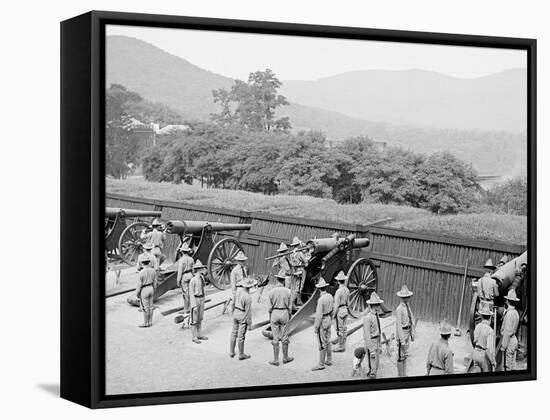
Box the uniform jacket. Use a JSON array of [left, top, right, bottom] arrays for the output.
[[142, 229, 166, 248], [177, 254, 195, 284], [189, 273, 205, 309], [230, 264, 247, 293], [363, 309, 381, 349], [268, 285, 291, 315], [314, 291, 334, 331], [500, 307, 519, 349], [289, 250, 307, 270], [426, 338, 454, 374], [137, 267, 157, 295], [272, 256, 292, 276], [479, 273, 499, 301], [395, 302, 414, 342], [473, 321, 496, 365], [333, 285, 350, 315], [233, 289, 252, 325]]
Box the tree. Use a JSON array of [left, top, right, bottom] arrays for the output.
[[211, 69, 291, 132], [485, 177, 527, 215]]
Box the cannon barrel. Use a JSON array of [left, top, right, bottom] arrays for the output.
[[165, 220, 251, 236], [307, 234, 370, 256], [492, 251, 527, 291], [105, 207, 162, 219]]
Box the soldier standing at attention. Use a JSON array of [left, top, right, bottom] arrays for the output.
[[136, 256, 157, 328], [363, 292, 384, 378], [141, 219, 166, 266], [500, 289, 520, 371], [176, 243, 194, 319], [395, 285, 415, 377], [267, 273, 293, 366], [137, 242, 158, 271], [230, 251, 248, 309], [229, 277, 257, 360], [478, 259, 499, 309], [426, 322, 454, 375], [189, 260, 208, 344], [472, 303, 496, 372], [312, 278, 334, 371], [333, 271, 350, 353]]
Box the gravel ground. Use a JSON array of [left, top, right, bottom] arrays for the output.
[[106, 274, 527, 395]]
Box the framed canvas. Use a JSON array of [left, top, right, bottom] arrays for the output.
[[60, 10, 536, 408]]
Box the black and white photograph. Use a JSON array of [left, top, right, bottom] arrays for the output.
[[103, 20, 532, 397]]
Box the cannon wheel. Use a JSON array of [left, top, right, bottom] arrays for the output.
[[468, 292, 481, 345], [346, 258, 378, 318], [208, 238, 244, 290], [118, 221, 150, 266]]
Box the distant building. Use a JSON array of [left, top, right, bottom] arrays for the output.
[[128, 119, 190, 148]]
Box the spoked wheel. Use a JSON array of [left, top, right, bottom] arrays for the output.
[[346, 258, 378, 318], [118, 221, 150, 266], [208, 238, 244, 290], [469, 292, 481, 346]]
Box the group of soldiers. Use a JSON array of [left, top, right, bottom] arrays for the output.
[[132, 222, 523, 377]]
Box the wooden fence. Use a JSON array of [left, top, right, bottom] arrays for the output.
[[106, 193, 526, 328]]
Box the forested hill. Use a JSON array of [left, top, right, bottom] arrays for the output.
[[106, 35, 526, 177]]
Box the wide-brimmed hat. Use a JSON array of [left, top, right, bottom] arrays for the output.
[[367, 292, 383, 305], [504, 289, 520, 302], [439, 321, 452, 336], [396, 285, 413, 297], [193, 259, 206, 270], [151, 218, 161, 226], [241, 277, 257, 288], [335, 270, 347, 282], [316, 278, 329, 288], [143, 243, 153, 250], [290, 236, 302, 246], [277, 242, 288, 253], [234, 251, 248, 261], [479, 302, 493, 316], [483, 258, 496, 269], [499, 256, 510, 265]]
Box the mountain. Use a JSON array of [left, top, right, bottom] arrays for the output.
[[106, 35, 526, 177], [281, 68, 527, 132]]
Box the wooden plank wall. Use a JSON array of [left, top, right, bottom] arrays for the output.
[[106, 193, 526, 328]]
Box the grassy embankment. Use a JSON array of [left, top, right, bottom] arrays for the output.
[[107, 178, 526, 245]]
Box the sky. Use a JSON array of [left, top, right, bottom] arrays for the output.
[[107, 24, 526, 81]]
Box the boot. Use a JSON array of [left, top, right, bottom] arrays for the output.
[[402, 359, 408, 377], [192, 326, 201, 344], [397, 360, 405, 377], [139, 311, 149, 328], [325, 343, 333, 366], [197, 324, 208, 340], [269, 343, 280, 366], [238, 341, 251, 360], [282, 343, 294, 364], [333, 336, 345, 353], [229, 337, 236, 358], [148, 310, 154, 327], [312, 350, 326, 371]]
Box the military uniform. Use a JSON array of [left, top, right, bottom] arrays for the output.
[[478, 273, 499, 306], [333, 282, 350, 352], [500, 305, 519, 371], [363, 309, 381, 377], [268, 282, 293, 365], [230, 264, 247, 303], [472, 321, 496, 372], [141, 228, 166, 264], [137, 251, 158, 271], [426, 338, 454, 375], [289, 248, 307, 304], [312, 285, 334, 370], [177, 253, 195, 314], [230, 280, 255, 360], [395, 298, 414, 376], [189, 271, 207, 342], [136, 266, 157, 327]]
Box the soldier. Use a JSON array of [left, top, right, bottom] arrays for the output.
[[230, 251, 248, 308], [333, 270, 350, 353], [395, 285, 415, 377], [497, 255, 510, 269], [140, 219, 166, 266], [478, 259, 499, 309], [312, 278, 334, 371], [472, 302, 496, 372], [267, 273, 293, 366], [272, 242, 291, 274], [363, 292, 384, 378], [189, 260, 208, 344], [135, 256, 157, 328], [500, 289, 520, 371], [229, 277, 257, 360], [176, 243, 194, 319], [426, 321, 454, 375], [137, 242, 158, 271], [289, 236, 309, 306]]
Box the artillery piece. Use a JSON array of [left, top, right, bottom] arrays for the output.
[[105, 207, 162, 266], [127, 219, 251, 307], [263, 233, 382, 338]]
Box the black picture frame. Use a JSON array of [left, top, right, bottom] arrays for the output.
[[61, 10, 537, 409]]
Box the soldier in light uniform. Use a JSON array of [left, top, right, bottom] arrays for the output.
[[267, 273, 293, 366], [137, 242, 158, 271], [272, 242, 291, 275], [176, 243, 194, 318], [229, 277, 257, 360], [289, 236, 308, 306], [471, 302, 496, 372], [333, 270, 350, 353], [395, 285, 415, 377], [140, 219, 166, 266], [135, 257, 157, 328], [426, 321, 454, 375], [230, 251, 248, 309], [500, 289, 520, 371], [497, 255, 510, 269], [189, 260, 208, 344], [478, 259, 499, 309], [363, 292, 384, 378], [312, 278, 334, 371]]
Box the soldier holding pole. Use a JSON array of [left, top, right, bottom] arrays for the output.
[[289, 236, 308, 306], [478, 259, 499, 309], [333, 270, 350, 353], [500, 289, 520, 371], [189, 260, 208, 344], [312, 278, 334, 371]]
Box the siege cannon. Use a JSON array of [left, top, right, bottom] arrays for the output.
[[105, 207, 162, 266], [263, 233, 381, 338]]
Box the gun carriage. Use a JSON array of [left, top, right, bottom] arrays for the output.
[[263, 233, 383, 338], [105, 207, 162, 265]]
